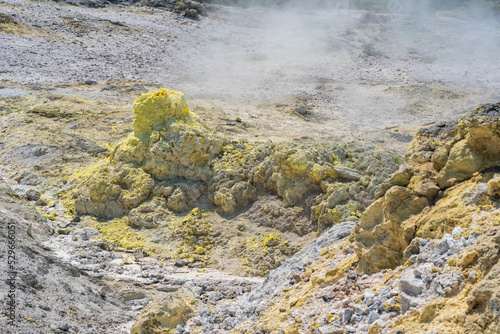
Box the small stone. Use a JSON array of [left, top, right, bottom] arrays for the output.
[[120, 289, 146, 302], [316, 324, 344, 334], [222, 316, 234, 328], [156, 284, 179, 292], [37, 197, 48, 206], [407, 254, 418, 264], [436, 234, 453, 254], [417, 253, 428, 262], [409, 298, 424, 308], [439, 273, 463, 296], [347, 271, 358, 280], [25, 189, 41, 201], [57, 321, 70, 331], [358, 324, 369, 332], [58, 228, 71, 235], [400, 292, 412, 313], [193, 317, 202, 326], [354, 303, 367, 315], [448, 242, 462, 255], [364, 289, 375, 299], [433, 256, 446, 267], [452, 226, 464, 236], [413, 265, 428, 278], [339, 308, 354, 322], [367, 310, 379, 324], [185, 9, 199, 19], [399, 270, 425, 296], [345, 326, 356, 333], [469, 270, 476, 279], [175, 259, 189, 267], [379, 287, 390, 299], [334, 165, 362, 181], [189, 262, 205, 269]]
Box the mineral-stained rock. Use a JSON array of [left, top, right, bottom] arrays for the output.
[[130, 291, 196, 334], [399, 269, 425, 296], [74, 88, 399, 222], [74, 163, 154, 218], [352, 186, 428, 274], [487, 175, 500, 197], [113, 88, 225, 182], [74, 88, 224, 217], [434, 103, 500, 188], [353, 103, 500, 274], [213, 181, 257, 214], [166, 182, 205, 212], [436, 139, 483, 188], [127, 196, 168, 228]]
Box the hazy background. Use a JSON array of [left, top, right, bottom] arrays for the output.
[[174, 0, 500, 103]]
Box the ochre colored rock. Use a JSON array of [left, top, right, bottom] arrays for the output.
[[130, 291, 196, 334], [467, 261, 500, 324], [436, 139, 483, 188], [127, 196, 168, 228], [74, 163, 153, 218], [213, 187, 237, 214], [352, 186, 427, 274], [434, 103, 500, 188], [487, 175, 500, 197], [353, 103, 500, 274], [75, 89, 224, 218]]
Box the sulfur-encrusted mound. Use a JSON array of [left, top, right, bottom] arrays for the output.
[[72, 88, 400, 275], [74, 88, 225, 218], [113, 88, 225, 181], [74, 88, 399, 222]]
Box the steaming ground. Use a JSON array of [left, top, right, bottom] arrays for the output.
[[1, 1, 500, 153]]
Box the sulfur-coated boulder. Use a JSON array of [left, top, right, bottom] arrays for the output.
[[130, 291, 196, 334], [113, 88, 225, 182], [352, 186, 429, 274], [74, 163, 154, 218], [353, 103, 500, 274], [74, 88, 225, 218], [487, 175, 500, 197], [435, 103, 500, 188]]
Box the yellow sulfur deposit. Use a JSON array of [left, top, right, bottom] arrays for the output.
[[132, 88, 192, 139]]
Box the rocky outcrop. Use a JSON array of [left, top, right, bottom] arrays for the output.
[[74, 88, 398, 224], [71, 88, 399, 276], [130, 291, 196, 334], [74, 88, 225, 218], [352, 102, 500, 274]]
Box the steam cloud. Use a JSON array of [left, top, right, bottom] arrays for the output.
[[175, 0, 500, 103]]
